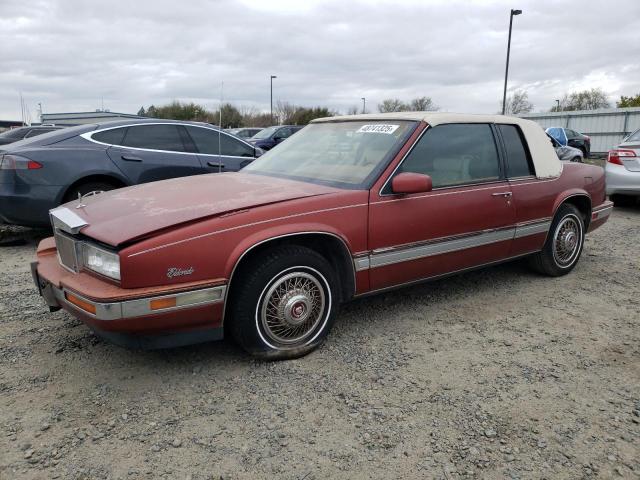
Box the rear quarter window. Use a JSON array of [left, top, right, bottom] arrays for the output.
[[498, 124, 534, 178], [92, 128, 127, 145]]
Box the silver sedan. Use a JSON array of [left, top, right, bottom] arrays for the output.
[[606, 128, 640, 206]]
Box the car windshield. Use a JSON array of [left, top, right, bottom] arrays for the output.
[[251, 126, 279, 139], [243, 120, 417, 188], [0, 128, 27, 139]]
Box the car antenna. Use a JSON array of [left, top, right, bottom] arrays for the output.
[[218, 81, 223, 173]]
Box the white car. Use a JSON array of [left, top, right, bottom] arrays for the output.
[[606, 127, 640, 206]]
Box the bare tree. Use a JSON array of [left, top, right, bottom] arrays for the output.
[[378, 98, 409, 113], [274, 100, 297, 125], [502, 90, 534, 115], [410, 96, 439, 111], [550, 88, 610, 112], [346, 105, 359, 115]]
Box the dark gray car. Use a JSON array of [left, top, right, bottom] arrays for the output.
[[0, 119, 261, 227], [0, 125, 65, 145]]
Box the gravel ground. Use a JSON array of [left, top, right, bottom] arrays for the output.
[[0, 206, 638, 480]]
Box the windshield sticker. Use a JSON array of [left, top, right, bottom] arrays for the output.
[[357, 124, 400, 134]]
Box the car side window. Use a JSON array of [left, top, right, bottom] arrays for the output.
[[628, 128, 640, 142], [498, 124, 534, 177], [275, 128, 292, 139], [92, 127, 127, 145], [121, 125, 186, 152], [395, 123, 501, 189], [186, 126, 254, 157]]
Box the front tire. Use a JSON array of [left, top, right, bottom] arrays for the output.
[[529, 204, 585, 276], [229, 245, 339, 360]]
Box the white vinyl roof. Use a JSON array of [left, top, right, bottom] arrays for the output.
[[312, 112, 562, 179]]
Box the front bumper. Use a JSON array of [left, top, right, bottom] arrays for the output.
[[32, 238, 226, 349]]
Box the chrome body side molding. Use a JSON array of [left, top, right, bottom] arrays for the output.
[[352, 218, 550, 271]]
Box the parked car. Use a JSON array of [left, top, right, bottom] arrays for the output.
[[0, 119, 261, 227], [546, 127, 591, 158], [226, 127, 264, 139], [606, 127, 640, 206], [0, 125, 64, 145], [31, 113, 612, 358], [247, 125, 303, 151], [547, 133, 583, 162]]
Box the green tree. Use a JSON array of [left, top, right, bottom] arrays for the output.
[[137, 106, 146, 116], [617, 93, 640, 108], [211, 103, 243, 128]]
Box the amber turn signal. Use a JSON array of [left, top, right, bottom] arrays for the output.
[[65, 292, 97, 315], [149, 297, 177, 311]]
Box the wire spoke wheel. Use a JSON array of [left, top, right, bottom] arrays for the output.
[[260, 271, 326, 346], [552, 215, 581, 267]]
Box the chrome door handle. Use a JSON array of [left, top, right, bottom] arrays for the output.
[[492, 192, 512, 197]]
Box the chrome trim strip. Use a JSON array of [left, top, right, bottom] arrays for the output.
[[56, 285, 226, 321], [80, 122, 256, 157], [128, 203, 369, 257], [353, 256, 370, 271], [353, 251, 539, 298], [371, 178, 561, 205], [514, 220, 551, 239], [369, 227, 515, 268], [50, 207, 88, 235], [592, 203, 613, 217]]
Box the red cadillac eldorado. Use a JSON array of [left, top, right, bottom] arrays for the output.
[[32, 113, 613, 359]]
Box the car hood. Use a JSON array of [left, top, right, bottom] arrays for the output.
[[67, 173, 338, 246]]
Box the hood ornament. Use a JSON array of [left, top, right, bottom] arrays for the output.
[[76, 190, 101, 209]]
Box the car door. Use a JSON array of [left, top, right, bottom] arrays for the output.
[[104, 124, 204, 184], [183, 125, 256, 172], [367, 123, 517, 291], [494, 123, 552, 256]]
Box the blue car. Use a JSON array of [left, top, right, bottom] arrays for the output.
[[247, 125, 303, 151], [0, 119, 261, 227]]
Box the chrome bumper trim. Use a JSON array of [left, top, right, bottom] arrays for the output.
[[592, 203, 613, 219], [513, 220, 551, 239], [51, 284, 226, 321]]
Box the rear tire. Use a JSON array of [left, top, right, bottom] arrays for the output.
[[63, 181, 119, 203], [529, 204, 585, 276], [571, 156, 582, 163], [228, 245, 339, 360]]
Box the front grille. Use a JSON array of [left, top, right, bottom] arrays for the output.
[[54, 230, 81, 272]]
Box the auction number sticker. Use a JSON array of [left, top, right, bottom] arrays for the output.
[[357, 124, 400, 134]]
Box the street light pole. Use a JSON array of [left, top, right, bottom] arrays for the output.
[[555, 99, 560, 111], [270, 75, 277, 124], [361, 97, 366, 114], [501, 8, 522, 115]]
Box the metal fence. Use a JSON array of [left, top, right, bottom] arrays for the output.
[[519, 107, 640, 154]]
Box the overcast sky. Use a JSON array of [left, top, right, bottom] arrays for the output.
[[1, 0, 638, 121]]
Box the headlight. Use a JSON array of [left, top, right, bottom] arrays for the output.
[[82, 243, 120, 280]]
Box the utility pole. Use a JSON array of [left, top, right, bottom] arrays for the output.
[[361, 97, 366, 114], [501, 9, 522, 115], [270, 75, 277, 124]]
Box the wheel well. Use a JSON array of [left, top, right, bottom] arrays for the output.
[[228, 233, 356, 304], [562, 195, 591, 229], [62, 175, 127, 202]]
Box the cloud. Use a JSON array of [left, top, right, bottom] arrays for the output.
[[0, 0, 638, 120]]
